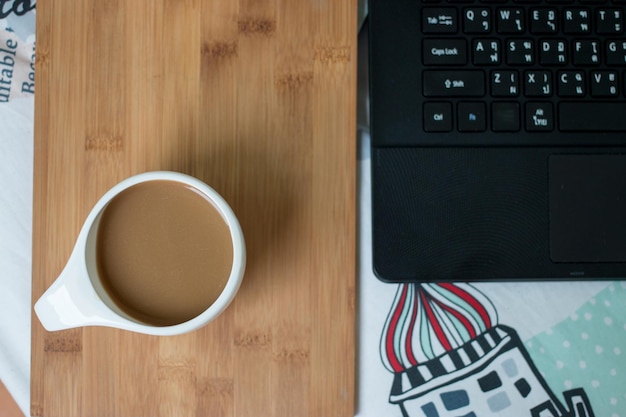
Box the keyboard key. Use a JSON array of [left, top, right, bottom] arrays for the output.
[[607, 40, 626, 65], [526, 102, 554, 131], [423, 8, 458, 33], [530, 8, 558, 33], [472, 39, 501, 64], [458, 102, 487, 131], [558, 70, 586, 96], [590, 70, 619, 96], [424, 102, 453, 131], [463, 7, 491, 33], [423, 71, 485, 96], [524, 70, 552, 96], [596, 8, 624, 33], [559, 102, 626, 131], [491, 70, 520, 96], [423, 39, 467, 65], [573, 40, 601, 65], [496, 7, 525, 32], [563, 8, 592, 33], [506, 39, 535, 64], [539, 40, 567, 65], [492, 102, 520, 131]]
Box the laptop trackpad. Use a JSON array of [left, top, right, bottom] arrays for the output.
[[550, 154, 626, 262]]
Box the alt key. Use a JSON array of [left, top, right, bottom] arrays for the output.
[[525, 102, 554, 131], [424, 102, 453, 132]]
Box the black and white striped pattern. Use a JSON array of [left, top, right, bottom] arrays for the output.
[[390, 326, 515, 403]]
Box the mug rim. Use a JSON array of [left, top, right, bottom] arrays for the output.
[[85, 170, 246, 336]]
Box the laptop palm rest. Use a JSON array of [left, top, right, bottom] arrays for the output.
[[372, 147, 626, 282]]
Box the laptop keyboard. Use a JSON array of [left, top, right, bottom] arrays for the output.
[[420, 0, 626, 136]]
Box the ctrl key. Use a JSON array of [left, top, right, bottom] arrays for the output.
[[424, 102, 453, 132]]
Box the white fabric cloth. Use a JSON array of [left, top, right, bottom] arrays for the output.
[[0, 96, 33, 416], [1, 8, 36, 415]]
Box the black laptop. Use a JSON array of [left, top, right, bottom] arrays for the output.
[[368, 0, 626, 282]]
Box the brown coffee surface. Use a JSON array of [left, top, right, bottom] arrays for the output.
[[96, 180, 234, 326]]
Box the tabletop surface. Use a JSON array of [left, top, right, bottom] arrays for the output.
[[30, 1, 356, 416]]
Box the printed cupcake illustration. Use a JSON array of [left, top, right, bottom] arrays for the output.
[[380, 283, 595, 417]]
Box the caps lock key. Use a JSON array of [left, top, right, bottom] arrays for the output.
[[423, 39, 467, 65]]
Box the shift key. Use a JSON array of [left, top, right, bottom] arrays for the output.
[[423, 70, 485, 97]]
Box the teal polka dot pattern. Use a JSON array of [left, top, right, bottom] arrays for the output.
[[525, 283, 626, 417]]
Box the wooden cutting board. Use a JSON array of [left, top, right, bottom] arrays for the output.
[[30, 1, 356, 416]]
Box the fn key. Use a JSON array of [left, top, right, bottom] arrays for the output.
[[458, 102, 486, 132], [424, 102, 453, 132]]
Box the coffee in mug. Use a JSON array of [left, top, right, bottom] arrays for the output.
[[35, 171, 245, 336], [96, 180, 234, 326]]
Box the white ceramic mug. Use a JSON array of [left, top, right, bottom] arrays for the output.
[[34, 171, 246, 336]]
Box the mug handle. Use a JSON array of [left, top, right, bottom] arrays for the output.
[[34, 251, 121, 331]]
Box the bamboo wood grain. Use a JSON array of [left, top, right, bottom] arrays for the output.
[[31, 1, 356, 416]]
